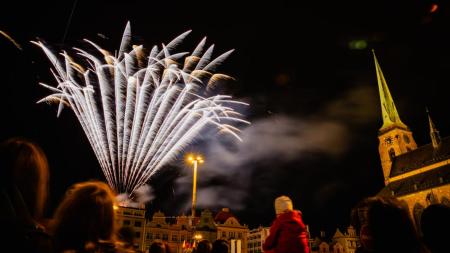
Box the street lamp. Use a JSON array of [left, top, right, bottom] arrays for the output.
[[187, 154, 204, 218]]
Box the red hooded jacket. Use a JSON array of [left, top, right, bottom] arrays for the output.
[[263, 210, 309, 253]]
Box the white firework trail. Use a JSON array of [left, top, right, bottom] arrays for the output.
[[34, 22, 249, 196]]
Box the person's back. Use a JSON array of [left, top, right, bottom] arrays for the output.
[[51, 181, 116, 252], [263, 195, 308, 253], [0, 138, 52, 253], [421, 204, 450, 253]]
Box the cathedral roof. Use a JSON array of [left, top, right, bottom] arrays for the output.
[[379, 164, 450, 197], [390, 136, 450, 177]]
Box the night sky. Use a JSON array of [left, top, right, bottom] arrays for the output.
[[1, 0, 450, 237]]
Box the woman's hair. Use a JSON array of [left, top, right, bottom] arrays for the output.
[[351, 196, 421, 253], [0, 137, 49, 220], [52, 181, 116, 252]]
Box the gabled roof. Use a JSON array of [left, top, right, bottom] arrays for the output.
[[332, 228, 344, 238], [390, 136, 450, 177]]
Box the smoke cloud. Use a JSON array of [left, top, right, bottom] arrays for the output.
[[173, 85, 378, 212]]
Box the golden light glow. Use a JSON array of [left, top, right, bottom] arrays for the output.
[[186, 153, 204, 164], [194, 234, 203, 240], [113, 205, 119, 211]]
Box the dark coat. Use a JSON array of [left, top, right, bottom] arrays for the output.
[[263, 210, 309, 253]]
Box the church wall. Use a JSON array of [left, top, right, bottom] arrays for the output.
[[398, 184, 450, 227]]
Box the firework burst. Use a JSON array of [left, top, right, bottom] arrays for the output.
[[34, 22, 249, 196]]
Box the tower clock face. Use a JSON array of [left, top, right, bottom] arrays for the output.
[[403, 134, 410, 144], [384, 136, 393, 145]]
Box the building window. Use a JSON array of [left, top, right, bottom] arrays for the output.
[[181, 235, 185, 241], [135, 221, 142, 227], [135, 232, 141, 238], [123, 220, 131, 226], [147, 233, 152, 239], [238, 232, 242, 239], [156, 234, 160, 239], [222, 232, 226, 238], [389, 148, 395, 160], [229, 232, 235, 238], [172, 235, 177, 242], [163, 234, 168, 241]]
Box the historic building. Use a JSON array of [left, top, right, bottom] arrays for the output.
[[115, 206, 147, 251], [309, 226, 359, 253], [116, 207, 249, 253], [214, 208, 249, 253], [372, 51, 450, 225], [247, 226, 270, 253], [143, 211, 196, 253]]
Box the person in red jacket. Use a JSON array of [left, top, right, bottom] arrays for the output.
[[263, 195, 309, 253]]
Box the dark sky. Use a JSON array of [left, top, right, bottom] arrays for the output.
[[1, 0, 450, 236]]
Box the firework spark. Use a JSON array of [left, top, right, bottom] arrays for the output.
[[34, 22, 249, 196]]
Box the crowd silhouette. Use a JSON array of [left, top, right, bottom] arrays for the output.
[[0, 137, 448, 253]]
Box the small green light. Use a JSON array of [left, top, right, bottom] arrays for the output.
[[349, 40, 368, 50]]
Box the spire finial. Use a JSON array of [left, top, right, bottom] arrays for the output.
[[372, 51, 408, 131], [427, 108, 441, 149]]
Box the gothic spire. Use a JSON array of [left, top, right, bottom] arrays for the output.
[[427, 108, 441, 149], [372, 50, 408, 131]]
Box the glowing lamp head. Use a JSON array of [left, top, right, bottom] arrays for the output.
[[186, 153, 204, 164], [194, 234, 202, 240]]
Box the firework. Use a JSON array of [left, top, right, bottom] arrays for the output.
[[34, 22, 248, 196]]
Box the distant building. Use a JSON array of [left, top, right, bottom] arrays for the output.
[[247, 226, 269, 253], [215, 208, 249, 253], [309, 226, 359, 253], [116, 207, 249, 253], [144, 211, 195, 253], [115, 206, 146, 251], [372, 52, 450, 226]]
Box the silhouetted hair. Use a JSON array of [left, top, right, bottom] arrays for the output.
[[149, 241, 170, 253], [118, 226, 135, 248], [351, 196, 421, 253], [52, 181, 116, 252], [211, 239, 228, 253], [196, 240, 212, 253], [421, 204, 450, 253], [0, 137, 49, 220]]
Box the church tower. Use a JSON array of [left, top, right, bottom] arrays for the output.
[[373, 51, 417, 185]]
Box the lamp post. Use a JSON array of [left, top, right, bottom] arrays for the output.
[[187, 154, 204, 218]]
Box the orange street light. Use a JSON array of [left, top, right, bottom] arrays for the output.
[[186, 153, 204, 217]]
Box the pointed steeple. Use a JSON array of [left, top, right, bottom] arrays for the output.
[[427, 108, 441, 149], [372, 50, 408, 131]]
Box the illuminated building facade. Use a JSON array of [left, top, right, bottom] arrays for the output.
[[122, 208, 249, 253], [373, 51, 450, 226], [115, 206, 146, 251], [144, 211, 195, 253], [247, 226, 269, 253], [215, 208, 249, 253], [309, 226, 359, 253]]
